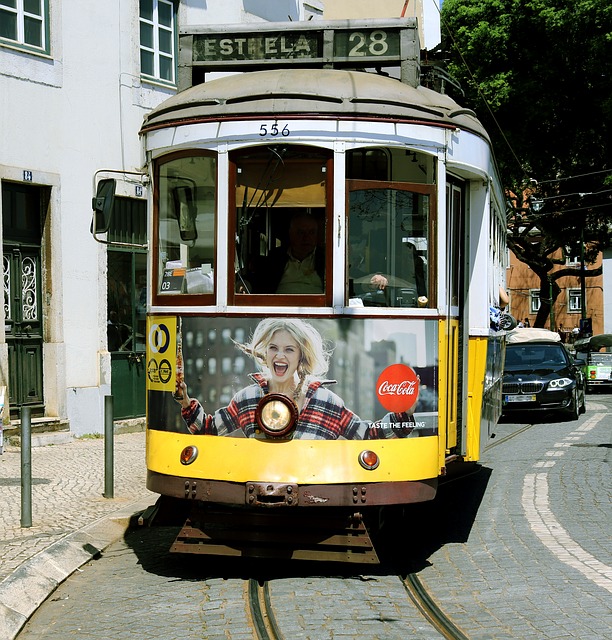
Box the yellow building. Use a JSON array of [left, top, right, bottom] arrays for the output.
[[324, 0, 441, 50]]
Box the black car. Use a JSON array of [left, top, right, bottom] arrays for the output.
[[502, 338, 586, 419]]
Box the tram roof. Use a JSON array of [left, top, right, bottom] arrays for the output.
[[141, 68, 489, 141]]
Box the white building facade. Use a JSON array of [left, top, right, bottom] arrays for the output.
[[0, 0, 323, 435]]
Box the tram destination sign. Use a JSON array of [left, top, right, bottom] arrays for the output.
[[193, 30, 323, 63], [179, 18, 420, 88]]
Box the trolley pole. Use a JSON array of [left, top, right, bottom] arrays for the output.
[[104, 395, 114, 499], [21, 406, 32, 528]]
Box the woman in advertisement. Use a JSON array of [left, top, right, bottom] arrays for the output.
[[175, 317, 419, 440]]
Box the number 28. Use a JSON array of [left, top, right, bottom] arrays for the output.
[[259, 123, 290, 137], [348, 30, 389, 56]]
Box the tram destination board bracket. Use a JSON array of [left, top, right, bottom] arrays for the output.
[[178, 18, 420, 90]]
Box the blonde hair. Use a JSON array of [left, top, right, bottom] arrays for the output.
[[237, 318, 331, 378]]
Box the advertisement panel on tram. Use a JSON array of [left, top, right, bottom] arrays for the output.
[[147, 316, 438, 439]]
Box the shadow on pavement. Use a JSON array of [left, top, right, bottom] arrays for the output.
[[377, 463, 492, 574], [124, 464, 491, 583]]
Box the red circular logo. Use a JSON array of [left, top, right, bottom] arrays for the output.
[[376, 364, 419, 413]]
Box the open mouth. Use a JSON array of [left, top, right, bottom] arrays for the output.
[[273, 362, 289, 377]]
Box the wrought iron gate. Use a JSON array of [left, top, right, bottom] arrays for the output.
[[3, 247, 44, 414]]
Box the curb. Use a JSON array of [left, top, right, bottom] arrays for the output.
[[0, 496, 154, 640]]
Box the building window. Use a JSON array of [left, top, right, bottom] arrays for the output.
[[565, 250, 580, 265], [568, 288, 582, 313], [234, 356, 245, 374], [221, 357, 232, 375], [530, 289, 540, 313], [139, 0, 176, 85], [0, 0, 49, 54], [220, 385, 232, 405]]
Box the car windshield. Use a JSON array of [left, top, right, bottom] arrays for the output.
[[590, 352, 612, 365], [505, 344, 567, 367]]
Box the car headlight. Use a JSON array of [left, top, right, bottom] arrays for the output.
[[547, 377, 573, 389]]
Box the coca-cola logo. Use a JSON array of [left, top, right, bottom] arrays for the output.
[[376, 364, 419, 412]]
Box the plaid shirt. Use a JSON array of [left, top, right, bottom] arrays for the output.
[[181, 373, 415, 440]]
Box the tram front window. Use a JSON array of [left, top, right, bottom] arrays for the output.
[[233, 145, 329, 302], [156, 154, 216, 297], [347, 186, 431, 308]]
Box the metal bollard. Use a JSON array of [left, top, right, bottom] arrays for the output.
[[104, 395, 114, 499], [21, 406, 32, 528]]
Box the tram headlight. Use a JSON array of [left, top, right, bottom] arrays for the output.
[[256, 394, 298, 438], [358, 450, 380, 470], [180, 445, 198, 465]]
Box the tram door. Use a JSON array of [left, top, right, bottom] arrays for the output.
[[445, 181, 465, 449], [107, 197, 147, 419], [2, 182, 45, 417]]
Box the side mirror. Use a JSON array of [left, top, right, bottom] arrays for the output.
[[91, 178, 117, 234], [172, 185, 198, 242]]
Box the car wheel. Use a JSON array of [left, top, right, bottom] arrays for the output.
[[566, 390, 580, 421], [579, 387, 586, 414]]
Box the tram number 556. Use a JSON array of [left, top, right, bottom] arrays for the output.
[[259, 123, 290, 137]]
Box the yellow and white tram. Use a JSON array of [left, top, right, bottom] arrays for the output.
[[95, 19, 507, 562]]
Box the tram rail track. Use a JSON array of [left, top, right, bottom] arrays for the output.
[[247, 572, 469, 640], [401, 573, 469, 640], [248, 578, 284, 640], [484, 422, 535, 452]]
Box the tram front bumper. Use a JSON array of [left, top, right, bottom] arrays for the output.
[[147, 470, 437, 507]]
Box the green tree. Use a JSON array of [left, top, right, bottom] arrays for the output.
[[440, 0, 612, 327]]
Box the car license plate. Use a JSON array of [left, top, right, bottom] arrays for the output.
[[505, 395, 536, 403]]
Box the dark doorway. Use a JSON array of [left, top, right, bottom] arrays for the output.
[[2, 182, 46, 417]]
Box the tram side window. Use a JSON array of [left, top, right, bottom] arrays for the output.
[[348, 186, 430, 308], [156, 154, 216, 297], [233, 146, 329, 301]]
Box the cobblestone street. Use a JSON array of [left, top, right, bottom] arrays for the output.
[[3, 403, 610, 640], [0, 432, 153, 582]]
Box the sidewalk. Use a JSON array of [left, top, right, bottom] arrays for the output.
[[0, 431, 156, 640]]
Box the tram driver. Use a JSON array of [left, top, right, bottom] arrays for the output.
[[348, 221, 427, 308], [245, 211, 325, 295]]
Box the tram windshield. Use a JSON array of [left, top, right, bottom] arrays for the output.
[[152, 145, 435, 308], [233, 145, 329, 300]]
